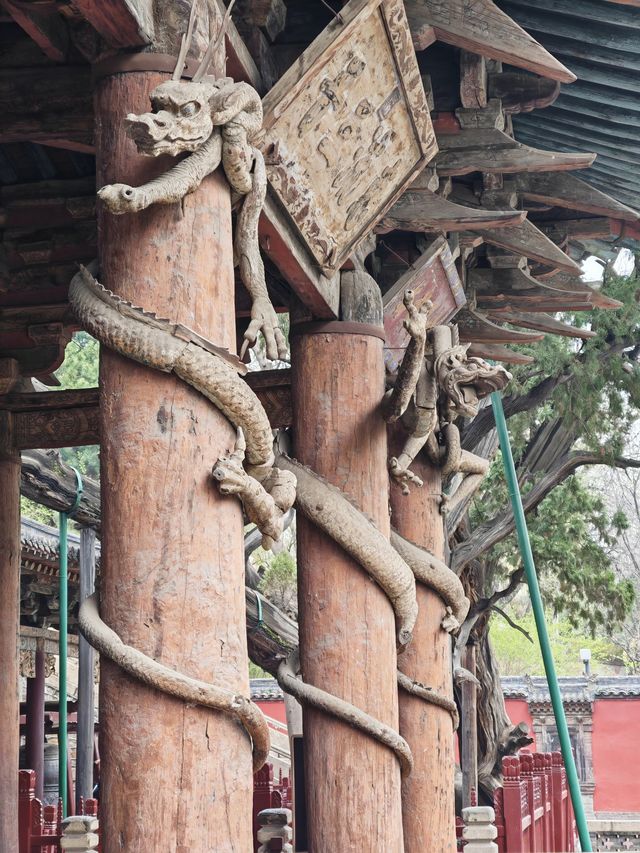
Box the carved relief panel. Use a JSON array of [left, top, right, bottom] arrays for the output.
[[259, 0, 437, 271]]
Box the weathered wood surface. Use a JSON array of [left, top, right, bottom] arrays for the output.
[[460, 50, 487, 109], [18, 449, 298, 676], [467, 343, 534, 365], [540, 217, 615, 243], [70, 0, 153, 48], [435, 128, 594, 175], [469, 267, 594, 312], [0, 178, 96, 229], [457, 307, 544, 344], [485, 310, 597, 339], [0, 413, 20, 852], [292, 313, 403, 848], [515, 173, 640, 221], [378, 188, 525, 232], [259, 196, 339, 318], [389, 438, 456, 852], [471, 220, 582, 274], [382, 237, 465, 370], [0, 65, 93, 149], [259, 0, 436, 272], [461, 644, 478, 808], [96, 62, 253, 851], [536, 273, 624, 311], [488, 72, 560, 113], [76, 528, 96, 810], [404, 0, 575, 82], [21, 449, 101, 530], [3, 389, 100, 450]]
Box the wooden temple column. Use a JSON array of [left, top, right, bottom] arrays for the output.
[[0, 411, 20, 850], [388, 444, 456, 852], [26, 643, 46, 800], [291, 285, 404, 850], [95, 25, 252, 852]]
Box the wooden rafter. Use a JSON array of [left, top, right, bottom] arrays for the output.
[[0, 0, 69, 62], [515, 173, 640, 221], [434, 128, 595, 176], [456, 307, 544, 344], [485, 310, 597, 340], [471, 220, 582, 274], [378, 189, 524, 233], [467, 343, 534, 365], [404, 0, 576, 82]]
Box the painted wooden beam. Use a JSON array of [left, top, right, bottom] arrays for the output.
[[435, 128, 594, 176], [404, 0, 576, 82], [485, 310, 597, 339], [377, 189, 524, 233], [259, 196, 340, 318], [1, 0, 69, 62], [70, 0, 153, 48], [515, 172, 640, 221], [0, 372, 294, 449]]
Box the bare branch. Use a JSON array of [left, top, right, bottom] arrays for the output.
[[452, 453, 640, 573], [490, 605, 534, 643]]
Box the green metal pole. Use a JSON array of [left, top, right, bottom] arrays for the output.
[[58, 468, 83, 818], [491, 391, 592, 852]]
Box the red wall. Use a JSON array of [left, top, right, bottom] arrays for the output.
[[256, 699, 287, 725], [592, 698, 640, 814], [505, 698, 537, 751]]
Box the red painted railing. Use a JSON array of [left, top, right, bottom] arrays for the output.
[[18, 770, 99, 852], [494, 751, 575, 852]]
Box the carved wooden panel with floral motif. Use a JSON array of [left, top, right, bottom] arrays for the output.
[[259, 0, 437, 272]]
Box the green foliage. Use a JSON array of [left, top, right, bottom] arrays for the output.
[[54, 332, 100, 478], [505, 268, 640, 458], [490, 611, 621, 676], [259, 550, 297, 614], [470, 267, 640, 636], [21, 496, 57, 528]]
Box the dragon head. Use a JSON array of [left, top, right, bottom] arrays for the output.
[[124, 79, 219, 157], [435, 345, 511, 418]]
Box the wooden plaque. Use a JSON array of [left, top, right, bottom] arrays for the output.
[[259, 0, 437, 272], [382, 236, 466, 371]]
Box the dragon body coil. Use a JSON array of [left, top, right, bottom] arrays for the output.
[[73, 44, 469, 778]]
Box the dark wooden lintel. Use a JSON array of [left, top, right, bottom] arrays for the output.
[[1, 369, 293, 449]]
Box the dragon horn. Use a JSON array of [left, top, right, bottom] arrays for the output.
[[192, 0, 236, 82], [173, 0, 200, 81]]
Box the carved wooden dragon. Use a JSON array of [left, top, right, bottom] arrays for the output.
[[384, 295, 511, 515], [72, 2, 472, 779]]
